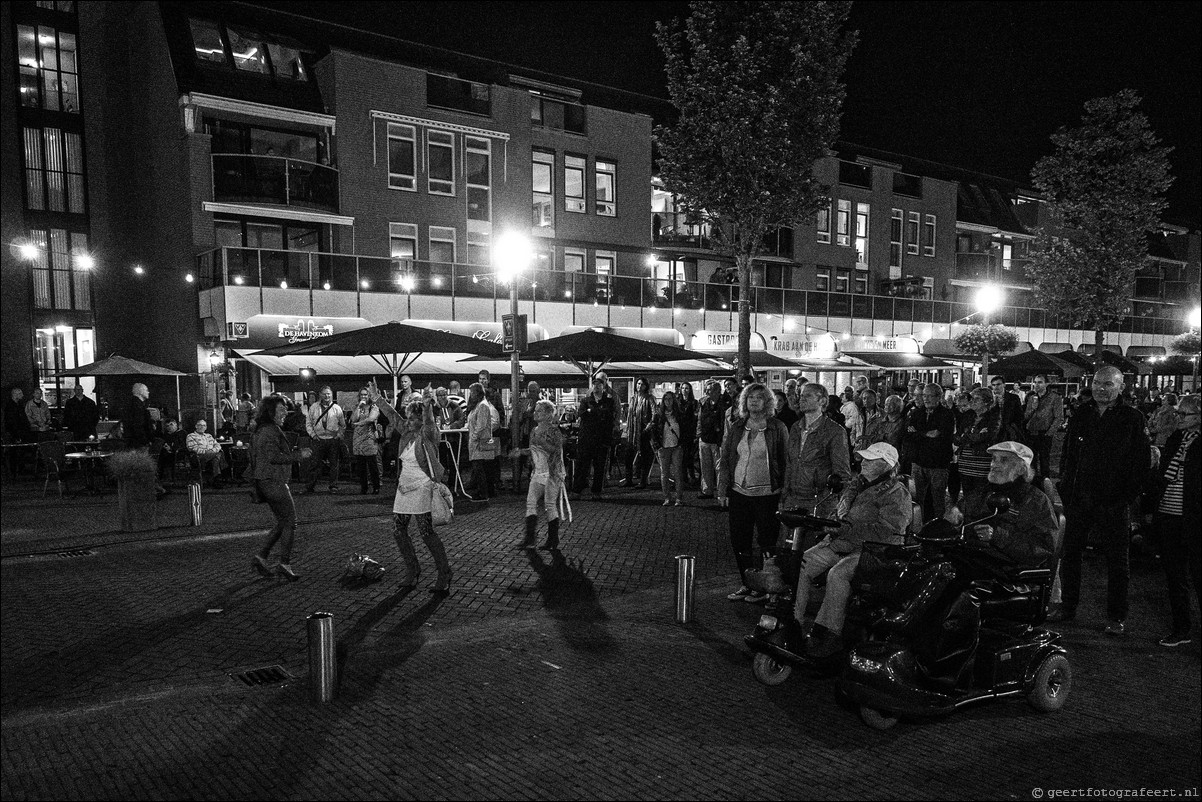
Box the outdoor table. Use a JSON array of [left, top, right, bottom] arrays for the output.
[[438, 427, 472, 499], [214, 439, 249, 482], [64, 450, 112, 494]]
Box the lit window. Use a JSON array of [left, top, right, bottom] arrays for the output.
[[387, 124, 416, 191], [595, 160, 616, 216], [854, 203, 870, 266], [427, 130, 455, 195], [389, 223, 417, 262], [227, 27, 269, 74], [835, 267, 850, 293], [836, 200, 851, 247], [189, 19, 227, 66], [532, 150, 555, 234], [564, 155, 586, 213], [23, 127, 85, 213], [816, 200, 832, 244], [266, 42, 307, 81], [564, 250, 586, 272], [907, 212, 920, 255], [854, 268, 869, 295], [890, 209, 903, 271], [595, 251, 615, 292], [429, 226, 456, 264], [923, 215, 937, 257], [17, 25, 79, 112], [815, 266, 831, 292], [29, 228, 89, 310]]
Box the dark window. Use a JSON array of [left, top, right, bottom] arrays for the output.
[[426, 74, 490, 115], [532, 95, 586, 135], [892, 172, 922, 197], [838, 161, 872, 189]]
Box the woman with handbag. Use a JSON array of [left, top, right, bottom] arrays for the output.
[[620, 377, 655, 488], [350, 388, 381, 495], [514, 399, 568, 550], [650, 390, 687, 506], [367, 379, 452, 593], [250, 397, 313, 581]]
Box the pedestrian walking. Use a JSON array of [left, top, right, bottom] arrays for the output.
[[249, 397, 312, 581], [350, 388, 381, 494], [515, 399, 568, 550], [1053, 366, 1151, 636], [1151, 394, 1200, 647], [717, 382, 791, 604], [368, 379, 452, 593]]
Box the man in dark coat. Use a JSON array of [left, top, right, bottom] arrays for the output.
[[121, 383, 156, 450], [1053, 366, 1150, 636], [990, 376, 1025, 439], [573, 372, 617, 495], [63, 384, 100, 440]]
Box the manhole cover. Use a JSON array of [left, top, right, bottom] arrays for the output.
[[229, 665, 293, 687], [57, 549, 95, 558]]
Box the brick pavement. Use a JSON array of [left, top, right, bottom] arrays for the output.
[[1, 480, 1199, 800]]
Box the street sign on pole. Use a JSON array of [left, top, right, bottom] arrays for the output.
[[502, 314, 527, 354]]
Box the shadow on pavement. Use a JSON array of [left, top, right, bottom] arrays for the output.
[[525, 548, 617, 655]]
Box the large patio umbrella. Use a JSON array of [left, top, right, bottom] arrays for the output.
[[985, 349, 1083, 382], [249, 320, 504, 398], [55, 354, 188, 409], [473, 328, 725, 378]]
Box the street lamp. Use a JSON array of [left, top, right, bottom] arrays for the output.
[[494, 231, 533, 452], [974, 283, 1005, 382]]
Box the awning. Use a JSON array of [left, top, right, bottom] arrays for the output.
[[237, 350, 583, 378], [843, 352, 953, 370], [1038, 342, 1074, 354], [921, 338, 970, 358], [1125, 345, 1167, 360]]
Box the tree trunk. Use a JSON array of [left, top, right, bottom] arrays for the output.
[[737, 251, 754, 381]]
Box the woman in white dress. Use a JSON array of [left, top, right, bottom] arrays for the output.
[[367, 379, 451, 593], [514, 399, 567, 550]]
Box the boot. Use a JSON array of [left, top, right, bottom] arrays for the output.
[[393, 524, 421, 587], [515, 515, 538, 550], [540, 518, 560, 551], [422, 527, 452, 593]]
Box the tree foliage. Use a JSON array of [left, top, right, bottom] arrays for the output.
[[953, 324, 1020, 358], [1026, 90, 1173, 352], [655, 1, 856, 375], [1169, 331, 1201, 357]]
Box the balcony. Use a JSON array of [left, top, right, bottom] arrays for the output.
[[426, 74, 490, 116], [651, 211, 713, 250], [212, 154, 338, 211], [195, 246, 1187, 338], [954, 252, 1033, 285]]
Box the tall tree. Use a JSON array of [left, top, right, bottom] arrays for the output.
[[1027, 90, 1173, 361], [655, 1, 856, 378]]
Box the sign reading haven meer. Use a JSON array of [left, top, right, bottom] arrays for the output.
[[241, 315, 373, 348]]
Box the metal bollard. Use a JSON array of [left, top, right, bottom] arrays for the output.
[[675, 554, 696, 624], [307, 611, 337, 703], [188, 482, 203, 526]]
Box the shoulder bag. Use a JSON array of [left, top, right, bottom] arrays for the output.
[[422, 442, 454, 526]]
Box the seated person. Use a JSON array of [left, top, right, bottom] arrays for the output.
[[186, 419, 228, 486], [155, 419, 188, 475], [433, 387, 465, 428], [795, 442, 913, 656], [945, 441, 1058, 571]]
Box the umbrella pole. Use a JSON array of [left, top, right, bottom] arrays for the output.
[[175, 376, 181, 417]]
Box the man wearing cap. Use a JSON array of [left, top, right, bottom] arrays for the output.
[[948, 441, 1059, 568], [795, 441, 912, 656]]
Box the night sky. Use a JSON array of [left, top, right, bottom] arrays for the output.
[[252, 1, 1201, 226]]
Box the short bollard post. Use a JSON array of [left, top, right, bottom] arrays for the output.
[[675, 554, 696, 624], [307, 611, 336, 703], [188, 482, 203, 526]]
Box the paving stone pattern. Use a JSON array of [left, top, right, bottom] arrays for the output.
[[1, 482, 1199, 800]]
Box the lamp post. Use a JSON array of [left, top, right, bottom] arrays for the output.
[[494, 232, 533, 456], [974, 283, 1005, 383]]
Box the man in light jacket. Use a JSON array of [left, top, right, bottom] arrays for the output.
[[1022, 374, 1063, 485], [302, 385, 345, 494]]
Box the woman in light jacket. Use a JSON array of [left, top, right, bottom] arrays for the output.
[[368, 379, 451, 593], [466, 382, 498, 499], [515, 399, 567, 550], [250, 397, 312, 581], [716, 383, 791, 602], [350, 388, 381, 494]]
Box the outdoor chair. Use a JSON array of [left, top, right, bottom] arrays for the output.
[[35, 440, 74, 497]]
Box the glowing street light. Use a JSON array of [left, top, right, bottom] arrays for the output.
[[1189, 306, 1201, 330], [17, 242, 41, 261], [974, 284, 1005, 319], [493, 231, 533, 452]]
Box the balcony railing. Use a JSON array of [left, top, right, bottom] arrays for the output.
[[196, 246, 1188, 337], [651, 211, 713, 249], [954, 251, 1033, 284], [212, 154, 339, 211]]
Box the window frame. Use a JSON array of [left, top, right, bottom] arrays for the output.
[[595, 160, 616, 216], [835, 200, 851, 247], [17, 23, 80, 112], [815, 266, 832, 292], [854, 202, 870, 266], [428, 226, 457, 265], [531, 149, 555, 234], [564, 154, 586, 213], [816, 200, 832, 244], [923, 214, 937, 257], [389, 222, 418, 262], [23, 126, 86, 214], [426, 130, 456, 196], [386, 123, 417, 192], [889, 208, 904, 270], [906, 212, 921, 255], [465, 136, 491, 223]]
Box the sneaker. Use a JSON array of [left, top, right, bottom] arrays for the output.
[[1103, 620, 1125, 637], [726, 586, 752, 601], [662, 498, 673, 506], [674, 499, 684, 507], [1158, 632, 1191, 648], [744, 591, 769, 604], [1047, 605, 1076, 623]]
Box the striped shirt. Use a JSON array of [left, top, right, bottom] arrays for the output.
[[1159, 430, 1198, 516]]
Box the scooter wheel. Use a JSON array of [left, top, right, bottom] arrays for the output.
[[1027, 653, 1072, 712], [752, 652, 793, 686], [859, 705, 899, 730]]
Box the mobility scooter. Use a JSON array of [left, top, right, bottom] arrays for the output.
[[838, 495, 1071, 729]]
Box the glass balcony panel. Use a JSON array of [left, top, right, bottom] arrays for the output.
[[225, 247, 259, 287], [828, 293, 852, 319], [806, 292, 828, 317], [610, 274, 641, 307], [851, 294, 872, 320], [912, 299, 933, 324], [211, 154, 338, 211], [893, 297, 913, 321], [260, 249, 288, 288], [872, 296, 894, 320], [756, 286, 783, 315]]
